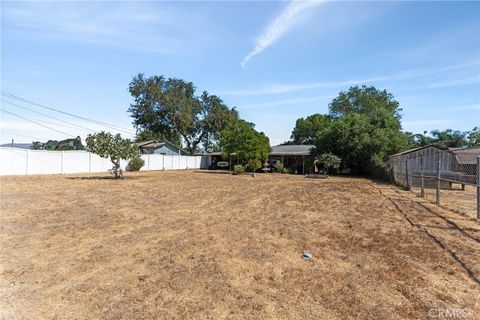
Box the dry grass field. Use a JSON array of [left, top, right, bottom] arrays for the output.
[[1, 171, 480, 319]]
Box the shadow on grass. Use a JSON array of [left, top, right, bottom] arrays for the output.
[[65, 175, 147, 181], [194, 170, 232, 175]]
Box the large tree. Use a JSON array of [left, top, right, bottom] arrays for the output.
[[290, 113, 332, 145], [312, 86, 409, 174], [128, 74, 238, 155], [329, 85, 402, 120], [220, 119, 270, 163]]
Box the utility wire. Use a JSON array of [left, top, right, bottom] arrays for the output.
[[1, 99, 97, 132], [1, 91, 135, 135], [1, 108, 75, 137], [0, 130, 41, 141]]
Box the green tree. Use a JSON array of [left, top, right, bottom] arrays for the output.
[[467, 127, 480, 147], [290, 114, 332, 145], [315, 153, 341, 174], [128, 74, 238, 155], [406, 130, 432, 147], [311, 86, 409, 174], [31, 136, 84, 150], [86, 131, 139, 179], [134, 129, 180, 145], [220, 119, 270, 163], [247, 159, 263, 177], [430, 129, 467, 148], [329, 85, 401, 120]]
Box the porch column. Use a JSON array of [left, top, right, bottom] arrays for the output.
[[302, 155, 305, 175]]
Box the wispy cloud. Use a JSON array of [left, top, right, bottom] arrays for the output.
[[224, 60, 480, 96], [240, 95, 333, 108], [3, 2, 213, 54], [425, 77, 480, 89], [241, 0, 326, 67]]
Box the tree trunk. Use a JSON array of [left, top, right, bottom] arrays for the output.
[[111, 160, 123, 179]]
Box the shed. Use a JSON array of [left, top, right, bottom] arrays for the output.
[[451, 147, 480, 175]]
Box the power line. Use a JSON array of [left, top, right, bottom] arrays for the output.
[[1, 108, 75, 137], [1, 91, 136, 135], [1, 99, 97, 132], [0, 130, 41, 141]]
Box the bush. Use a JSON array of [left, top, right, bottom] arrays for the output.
[[233, 164, 245, 175], [316, 153, 341, 174], [281, 167, 290, 174], [274, 162, 284, 173], [127, 157, 145, 171]]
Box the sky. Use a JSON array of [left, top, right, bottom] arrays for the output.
[[1, 0, 479, 146]]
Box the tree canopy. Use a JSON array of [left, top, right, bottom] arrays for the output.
[[290, 114, 332, 145], [305, 86, 409, 174], [128, 74, 238, 155], [220, 119, 270, 162], [329, 85, 402, 120]]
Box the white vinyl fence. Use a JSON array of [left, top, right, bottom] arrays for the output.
[[0, 147, 208, 176]]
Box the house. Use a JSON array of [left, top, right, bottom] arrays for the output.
[[136, 140, 184, 155], [269, 144, 314, 174], [199, 144, 314, 174]]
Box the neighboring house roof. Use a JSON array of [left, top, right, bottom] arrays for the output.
[[451, 147, 480, 165], [136, 140, 184, 152], [390, 144, 445, 158], [270, 145, 314, 156]]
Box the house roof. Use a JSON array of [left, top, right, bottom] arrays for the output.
[[270, 144, 314, 156], [136, 139, 183, 151], [451, 147, 480, 165], [389, 144, 445, 158]]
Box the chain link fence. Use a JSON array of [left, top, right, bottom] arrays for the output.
[[391, 146, 480, 218]]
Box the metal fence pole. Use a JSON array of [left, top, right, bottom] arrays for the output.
[[436, 156, 441, 205], [405, 157, 410, 190], [420, 154, 425, 197], [477, 156, 480, 219]]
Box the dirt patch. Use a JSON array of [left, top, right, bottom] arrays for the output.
[[1, 171, 479, 319]]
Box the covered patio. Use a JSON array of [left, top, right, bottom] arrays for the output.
[[269, 145, 314, 174]]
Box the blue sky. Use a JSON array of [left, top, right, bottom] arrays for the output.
[[1, 0, 479, 146]]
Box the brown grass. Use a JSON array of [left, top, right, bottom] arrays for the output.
[[1, 171, 479, 319]]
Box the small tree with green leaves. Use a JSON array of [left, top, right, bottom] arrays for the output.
[[86, 131, 139, 179], [316, 153, 341, 175], [247, 159, 262, 177]]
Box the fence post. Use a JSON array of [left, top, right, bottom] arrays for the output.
[[477, 156, 480, 219], [436, 156, 441, 205], [25, 149, 29, 175], [405, 157, 410, 190], [420, 154, 425, 197], [61, 151, 64, 174]]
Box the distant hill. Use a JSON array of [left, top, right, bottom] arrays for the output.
[[0, 143, 32, 149]]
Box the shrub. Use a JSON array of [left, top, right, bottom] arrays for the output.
[[247, 159, 262, 173], [128, 157, 145, 171], [274, 162, 284, 173], [233, 164, 245, 175], [316, 153, 341, 174], [281, 167, 290, 174]]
